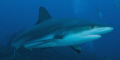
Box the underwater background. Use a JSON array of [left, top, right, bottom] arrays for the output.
[[0, 0, 120, 60]]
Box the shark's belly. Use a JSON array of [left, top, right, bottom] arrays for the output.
[[28, 33, 101, 48]]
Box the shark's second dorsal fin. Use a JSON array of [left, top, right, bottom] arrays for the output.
[[36, 7, 52, 25]]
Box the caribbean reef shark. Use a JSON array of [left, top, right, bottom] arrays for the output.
[[11, 7, 113, 53]]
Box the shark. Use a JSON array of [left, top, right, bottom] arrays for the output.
[[11, 7, 113, 53]]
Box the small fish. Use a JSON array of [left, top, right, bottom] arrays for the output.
[[114, 0, 118, 8], [97, 9, 102, 20]]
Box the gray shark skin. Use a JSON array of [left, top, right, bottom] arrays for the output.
[[11, 7, 113, 53]]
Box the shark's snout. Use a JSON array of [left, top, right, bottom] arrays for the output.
[[98, 27, 114, 35]]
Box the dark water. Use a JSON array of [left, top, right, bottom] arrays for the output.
[[0, 0, 120, 60]]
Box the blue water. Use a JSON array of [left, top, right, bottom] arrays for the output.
[[0, 0, 120, 60]]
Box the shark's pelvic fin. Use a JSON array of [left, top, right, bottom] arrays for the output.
[[70, 45, 81, 53], [36, 7, 52, 25]]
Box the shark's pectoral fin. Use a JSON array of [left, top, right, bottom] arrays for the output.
[[36, 7, 52, 25], [22, 39, 61, 49], [70, 45, 81, 53]]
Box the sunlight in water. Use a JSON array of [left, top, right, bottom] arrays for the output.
[[73, 0, 89, 16], [73, 0, 82, 14]]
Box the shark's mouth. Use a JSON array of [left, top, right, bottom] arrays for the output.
[[83, 34, 101, 39], [85, 34, 101, 37]]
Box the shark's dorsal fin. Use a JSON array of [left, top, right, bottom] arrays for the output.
[[36, 7, 52, 25]]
